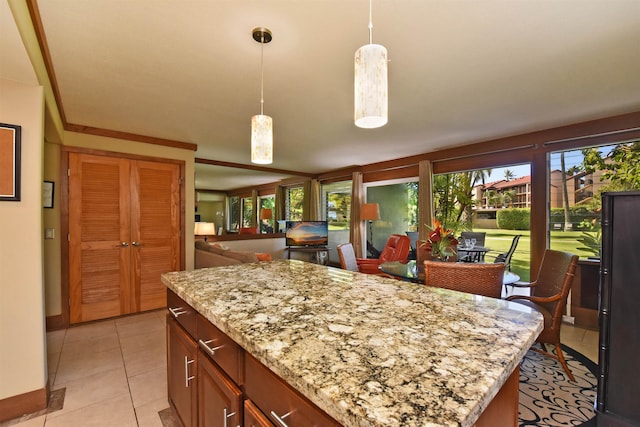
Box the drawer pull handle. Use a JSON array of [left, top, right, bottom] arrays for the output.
[[223, 407, 236, 427], [198, 339, 224, 357], [270, 410, 292, 427], [169, 307, 187, 318], [184, 356, 195, 387]]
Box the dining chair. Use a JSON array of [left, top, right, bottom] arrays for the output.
[[494, 234, 521, 271], [337, 243, 359, 272], [357, 234, 411, 275], [423, 261, 505, 298], [495, 234, 521, 293], [458, 231, 487, 262], [506, 249, 578, 381]]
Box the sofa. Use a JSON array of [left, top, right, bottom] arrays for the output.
[[195, 240, 271, 269]]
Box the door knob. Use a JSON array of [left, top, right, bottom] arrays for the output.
[[132, 241, 142, 247], [117, 242, 129, 247]]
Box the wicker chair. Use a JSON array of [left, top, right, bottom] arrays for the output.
[[506, 249, 578, 381], [423, 261, 505, 298], [337, 243, 359, 272]]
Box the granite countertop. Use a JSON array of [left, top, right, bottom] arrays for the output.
[[162, 259, 543, 427]]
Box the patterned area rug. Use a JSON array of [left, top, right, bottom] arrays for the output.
[[519, 345, 597, 427]]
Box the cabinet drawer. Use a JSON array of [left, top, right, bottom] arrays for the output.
[[167, 289, 197, 338], [244, 399, 274, 427], [197, 314, 243, 384], [244, 354, 340, 427]]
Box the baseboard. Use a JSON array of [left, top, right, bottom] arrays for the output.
[[46, 314, 67, 331], [0, 386, 48, 423]]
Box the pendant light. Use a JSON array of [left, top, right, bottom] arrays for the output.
[[354, 0, 388, 129], [251, 27, 273, 164]]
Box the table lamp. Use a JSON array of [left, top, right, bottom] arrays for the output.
[[194, 222, 216, 241]]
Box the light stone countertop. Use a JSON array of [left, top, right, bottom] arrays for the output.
[[162, 259, 543, 427]]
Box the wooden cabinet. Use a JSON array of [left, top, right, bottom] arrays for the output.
[[198, 354, 242, 427], [597, 191, 640, 427], [168, 316, 198, 427], [244, 400, 274, 427], [69, 152, 181, 323], [167, 289, 339, 427], [244, 353, 340, 427]]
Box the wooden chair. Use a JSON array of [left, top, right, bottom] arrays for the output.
[[337, 243, 359, 272], [356, 234, 411, 275], [423, 261, 505, 298], [506, 249, 579, 381]]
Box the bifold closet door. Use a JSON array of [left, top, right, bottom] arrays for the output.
[[130, 160, 180, 312], [69, 153, 180, 323], [69, 153, 132, 323]]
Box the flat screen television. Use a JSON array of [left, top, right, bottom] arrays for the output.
[[285, 221, 329, 247]]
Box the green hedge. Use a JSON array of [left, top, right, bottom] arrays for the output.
[[549, 207, 600, 230], [495, 207, 600, 231], [496, 208, 530, 230]]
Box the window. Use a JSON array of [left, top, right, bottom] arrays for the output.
[[258, 195, 275, 233], [322, 181, 351, 261], [548, 140, 640, 260], [227, 196, 239, 231], [434, 164, 532, 280], [241, 197, 253, 227], [285, 186, 303, 221], [365, 179, 418, 257]]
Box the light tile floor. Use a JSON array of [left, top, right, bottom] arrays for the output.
[[8, 310, 168, 427], [8, 305, 599, 427]]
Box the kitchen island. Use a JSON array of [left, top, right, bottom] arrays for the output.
[[162, 259, 543, 427]]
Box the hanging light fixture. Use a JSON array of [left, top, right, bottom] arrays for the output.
[[354, 0, 388, 129], [251, 27, 273, 164]]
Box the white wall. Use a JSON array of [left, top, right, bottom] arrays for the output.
[[0, 79, 47, 400]]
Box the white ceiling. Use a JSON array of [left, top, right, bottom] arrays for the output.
[[4, 0, 640, 190]]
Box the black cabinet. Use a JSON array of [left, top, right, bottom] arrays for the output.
[[597, 191, 640, 426]]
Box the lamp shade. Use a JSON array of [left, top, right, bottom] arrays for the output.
[[260, 208, 273, 220], [361, 203, 380, 221], [251, 114, 273, 164], [194, 222, 216, 236], [354, 43, 388, 129]]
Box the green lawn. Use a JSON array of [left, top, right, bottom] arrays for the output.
[[474, 228, 592, 282]]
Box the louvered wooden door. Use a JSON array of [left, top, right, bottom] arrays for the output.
[[69, 153, 180, 323], [131, 160, 180, 312]]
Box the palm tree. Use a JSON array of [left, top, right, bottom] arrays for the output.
[[560, 152, 572, 230], [504, 169, 516, 181]]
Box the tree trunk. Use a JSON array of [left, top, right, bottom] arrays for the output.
[[561, 152, 572, 230]]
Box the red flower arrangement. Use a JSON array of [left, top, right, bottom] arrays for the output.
[[419, 220, 458, 260]]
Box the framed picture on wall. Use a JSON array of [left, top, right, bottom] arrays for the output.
[[43, 181, 54, 208], [0, 123, 21, 202]]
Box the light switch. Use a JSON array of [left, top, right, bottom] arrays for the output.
[[45, 228, 55, 239]]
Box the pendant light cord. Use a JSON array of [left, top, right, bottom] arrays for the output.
[[260, 33, 265, 115], [368, 0, 373, 45]]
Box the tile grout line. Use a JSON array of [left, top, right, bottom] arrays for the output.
[[115, 320, 143, 427]]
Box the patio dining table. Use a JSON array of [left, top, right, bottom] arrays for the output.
[[456, 245, 491, 262]]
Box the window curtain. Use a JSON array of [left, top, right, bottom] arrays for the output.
[[418, 160, 434, 243], [302, 179, 321, 221], [275, 185, 284, 223], [350, 172, 365, 258]]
